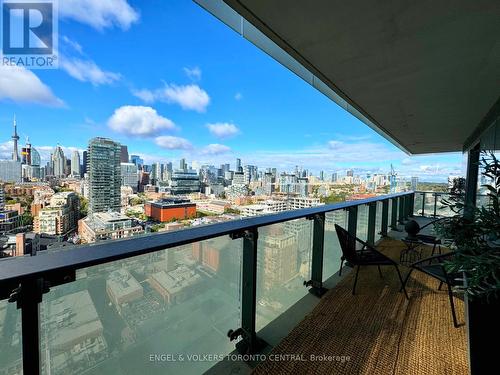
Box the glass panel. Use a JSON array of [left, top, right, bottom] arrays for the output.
[[323, 210, 348, 280], [356, 205, 369, 242], [388, 199, 393, 227], [424, 193, 436, 217], [375, 201, 383, 241], [476, 194, 490, 209], [414, 193, 424, 216], [435, 193, 454, 217], [40, 236, 242, 375], [256, 218, 312, 332], [0, 299, 23, 375]]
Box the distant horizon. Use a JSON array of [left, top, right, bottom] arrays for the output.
[[0, 0, 464, 182]]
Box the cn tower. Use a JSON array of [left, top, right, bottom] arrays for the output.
[[12, 115, 19, 162]]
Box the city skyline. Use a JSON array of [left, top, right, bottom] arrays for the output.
[[0, 117, 463, 182], [0, 0, 463, 181]]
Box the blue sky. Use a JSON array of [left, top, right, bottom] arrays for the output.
[[0, 0, 464, 181]]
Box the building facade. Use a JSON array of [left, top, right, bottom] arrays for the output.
[[88, 138, 121, 215], [0, 160, 22, 182], [79, 212, 143, 243], [170, 170, 200, 195], [71, 150, 81, 177], [145, 198, 196, 222], [33, 192, 80, 236]]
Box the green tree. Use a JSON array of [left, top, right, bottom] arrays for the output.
[[20, 211, 33, 226], [79, 196, 88, 218]]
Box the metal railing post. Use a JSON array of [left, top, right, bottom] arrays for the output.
[[406, 194, 413, 218], [9, 278, 47, 375], [367, 203, 377, 245], [347, 206, 358, 239], [421, 192, 426, 216], [228, 229, 267, 353], [304, 213, 327, 297], [464, 144, 480, 220], [433, 194, 438, 217], [398, 196, 405, 224], [381, 199, 389, 237], [409, 193, 415, 217], [390, 198, 398, 229]]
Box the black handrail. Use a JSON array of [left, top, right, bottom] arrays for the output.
[[0, 190, 415, 375], [0, 191, 412, 289]]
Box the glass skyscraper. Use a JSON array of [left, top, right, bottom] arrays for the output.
[[88, 138, 121, 215]]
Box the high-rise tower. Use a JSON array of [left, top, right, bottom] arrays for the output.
[[12, 115, 19, 162], [88, 138, 121, 215], [52, 146, 66, 177], [71, 150, 81, 177]]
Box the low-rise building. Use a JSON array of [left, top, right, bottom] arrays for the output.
[[79, 212, 144, 243], [240, 200, 288, 217], [33, 192, 79, 236], [145, 198, 196, 222], [0, 160, 22, 182], [0, 209, 21, 233], [289, 197, 322, 209], [121, 186, 134, 212], [43, 290, 108, 374], [148, 265, 202, 304], [106, 269, 143, 313], [5, 202, 23, 215], [31, 186, 55, 216], [195, 200, 230, 214]]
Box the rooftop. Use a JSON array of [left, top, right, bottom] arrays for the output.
[[106, 268, 143, 300]]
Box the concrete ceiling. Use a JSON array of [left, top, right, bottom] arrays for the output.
[[223, 0, 500, 154]]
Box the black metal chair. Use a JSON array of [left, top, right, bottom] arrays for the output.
[[335, 224, 409, 299], [401, 251, 462, 328], [411, 217, 450, 256]]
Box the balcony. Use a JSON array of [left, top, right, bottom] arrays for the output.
[[1, 0, 498, 374], [249, 219, 467, 375], [0, 192, 470, 375]]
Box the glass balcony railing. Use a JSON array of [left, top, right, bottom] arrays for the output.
[[323, 210, 347, 280], [38, 236, 242, 375], [256, 219, 312, 331], [0, 299, 22, 375], [356, 205, 369, 243], [413, 191, 490, 218], [375, 201, 383, 241], [0, 192, 415, 375]]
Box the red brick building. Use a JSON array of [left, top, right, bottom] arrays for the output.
[[145, 198, 196, 222]]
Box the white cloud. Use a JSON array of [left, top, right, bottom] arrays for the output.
[[60, 0, 139, 30], [327, 140, 402, 161], [131, 89, 155, 103], [155, 136, 192, 150], [61, 57, 121, 86], [183, 67, 202, 81], [61, 36, 83, 54], [206, 122, 240, 139], [235, 92, 243, 101], [0, 141, 13, 160], [108, 106, 176, 137], [202, 144, 231, 155], [132, 83, 210, 112], [0, 64, 64, 106]]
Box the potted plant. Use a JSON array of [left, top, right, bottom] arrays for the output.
[[435, 152, 500, 375]]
